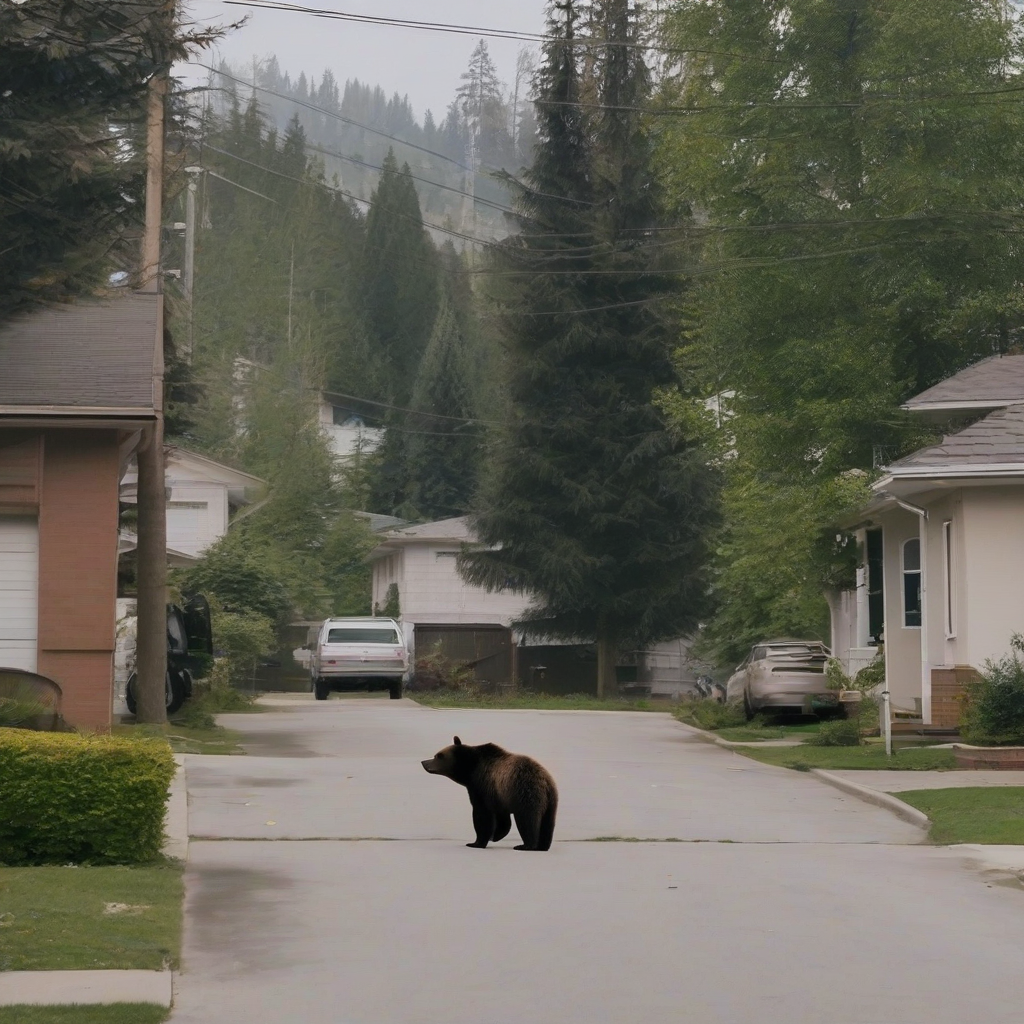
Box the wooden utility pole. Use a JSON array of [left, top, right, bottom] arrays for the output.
[[135, 33, 171, 725]]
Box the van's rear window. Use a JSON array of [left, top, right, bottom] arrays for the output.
[[327, 628, 400, 644]]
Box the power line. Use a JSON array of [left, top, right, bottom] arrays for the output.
[[219, 0, 781, 61], [191, 63, 471, 172], [303, 142, 516, 216], [322, 388, 500, 426]]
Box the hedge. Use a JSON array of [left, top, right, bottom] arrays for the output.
[[0, 730, 176, 865]]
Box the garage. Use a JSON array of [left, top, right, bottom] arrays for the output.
[[0, 516, 39, 672]]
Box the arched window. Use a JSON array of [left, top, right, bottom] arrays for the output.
[[902, 538, 922, 628]]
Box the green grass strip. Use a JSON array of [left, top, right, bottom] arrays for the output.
[[0, 864, 183, 971], [0, 1005, 169, 1024], [897, 787, 1024, 845], [734, 744, 958, 771], [410, 691, 665, 712]]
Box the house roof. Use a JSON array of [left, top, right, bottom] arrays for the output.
[[887, 404, 1024, 473], [902, 354, 1024, 419], [0, 294, 159, 417], [367, 516, 474, 561], [120, 446, 266, 506]]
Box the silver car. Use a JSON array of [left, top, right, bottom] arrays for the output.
[[726, 640, 836, 718]]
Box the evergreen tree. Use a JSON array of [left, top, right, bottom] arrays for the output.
[[0, 1, 213, 318], [403, 276, 481, 520], [659, 0, 1024, 661], [459, 0, 720, 695], [361, 150, 439, 400]]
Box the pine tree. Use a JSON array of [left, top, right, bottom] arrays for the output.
[[0, 2, 213, 318], [403, 273, 481, 520], [459, 0, 720, 695], [360, 150, 439, 401]]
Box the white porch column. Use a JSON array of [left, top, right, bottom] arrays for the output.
[[919, 513, 931, 724]]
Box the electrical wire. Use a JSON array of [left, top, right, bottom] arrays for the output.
[[219, 0, 786, 62]]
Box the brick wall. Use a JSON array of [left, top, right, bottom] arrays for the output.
[[930, 665, 982, 729], [37, 430, 121, 731]]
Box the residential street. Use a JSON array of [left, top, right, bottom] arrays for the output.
[[170, 698, 1024, 1024]]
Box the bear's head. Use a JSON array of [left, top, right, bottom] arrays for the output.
[[422, 736, 474, 784]]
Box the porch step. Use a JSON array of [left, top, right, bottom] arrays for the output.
[[890, 720, 959, 737]]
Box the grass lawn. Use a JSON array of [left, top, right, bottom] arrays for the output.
[[897, 788, 1024, 845], [409, 690, 669, 712], [112, 722, 244, 755], [0, 1007, 169, 1024], [0, 864, 182, 971], [715, 720, 824, 742], [734, 742, 958, 771]]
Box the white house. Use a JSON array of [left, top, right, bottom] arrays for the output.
[[368, 515, 708, 694], [833, 354, 1024, 725], [318, 398, 383, 463], [120, 446, 266, 562]]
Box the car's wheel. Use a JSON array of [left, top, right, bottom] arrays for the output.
[[388, 680, 403, 700], [743, 690, 755, 721], [314, 678, 331, 701], [125, 671, 181, 715], [166, 669, 188, 715]]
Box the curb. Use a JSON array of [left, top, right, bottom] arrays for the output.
[[810, 769, 930, 829], [162, 753, 189, 862], [0, 970, 173, 1008], [672, 720, 801, 749]]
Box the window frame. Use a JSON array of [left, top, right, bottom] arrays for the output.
[[943, 519, 956, 639], [901, 537, 922, 630]]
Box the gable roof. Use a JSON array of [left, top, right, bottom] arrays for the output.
[[886, 404, 1024, 475], [0, 294, 158, 417], [367, 516, 474, 561], [902, 354, 1024, 419]]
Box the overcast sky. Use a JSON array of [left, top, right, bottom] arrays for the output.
[[181, 0, 550, 122]]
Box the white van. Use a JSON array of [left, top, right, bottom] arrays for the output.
[[310, 617, 408, 701]]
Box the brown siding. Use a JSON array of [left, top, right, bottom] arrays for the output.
[[37, 430, 121, 731], [0, 431, 42, 511]]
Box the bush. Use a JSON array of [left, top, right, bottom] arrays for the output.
[[172, 673, 258, 729], [212, 607, 276, 686], [811, 718, 862, 747], [0, 731, 175, 865], [960, 633, 1024, 744], [675, 698, 747, 731], [408, 641, 476, 692]]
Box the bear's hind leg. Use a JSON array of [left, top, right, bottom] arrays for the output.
[[493, 811, 512, 842], [468, 804, 495, 848], [536, 799, 557, 851], [513, 809, 541, 851]]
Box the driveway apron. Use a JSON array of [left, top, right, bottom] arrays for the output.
[[170, 699, 1024, 1024]]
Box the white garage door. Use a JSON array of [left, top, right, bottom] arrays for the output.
[[0, 517, 39, 672]]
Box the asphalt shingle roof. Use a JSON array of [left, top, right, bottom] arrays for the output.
[[891, 405, 1024, 469], [0, 293, 158, 411], [903, 354, 1024, 411]]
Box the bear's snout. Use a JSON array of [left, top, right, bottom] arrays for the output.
[[421, 758, 438, 773]]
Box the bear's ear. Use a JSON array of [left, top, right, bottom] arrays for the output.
[[453, 736, 462, 746]]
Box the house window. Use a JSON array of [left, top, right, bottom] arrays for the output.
[[866, 528, 884, 643], [902, 538, 922, 628], [943, 520, 955, 639]]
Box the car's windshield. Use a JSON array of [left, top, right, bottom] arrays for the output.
[[326, 627, 400, 645]]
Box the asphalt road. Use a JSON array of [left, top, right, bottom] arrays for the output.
[[170, 697, 1024, 1024]]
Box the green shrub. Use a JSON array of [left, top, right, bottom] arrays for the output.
[[172, 675, 258, 729], [674, 698, 747, 731], [960, 634, 1024, 744], [811, 718, 862, 746], [0, 731, 175, 865]]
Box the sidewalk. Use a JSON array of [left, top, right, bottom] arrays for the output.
[[0, 756, 187, 1009]]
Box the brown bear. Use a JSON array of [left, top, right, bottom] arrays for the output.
[[422, 736, 558, 851]]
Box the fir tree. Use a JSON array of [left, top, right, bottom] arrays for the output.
[[0, 1, 215, 318], [459, 0, 719, 695], [403, 276, 481, 520]]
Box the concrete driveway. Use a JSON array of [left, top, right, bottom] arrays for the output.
[[170, 697, 1024, 1024]]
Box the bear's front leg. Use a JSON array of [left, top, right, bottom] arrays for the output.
[[468, 802, 495, 848]]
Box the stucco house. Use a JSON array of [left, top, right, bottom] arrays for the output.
[[0, 295, 160, 730], [119, 445, 266, 563], [833, 354, 1024, 725], [368, 516, 709, 694]]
